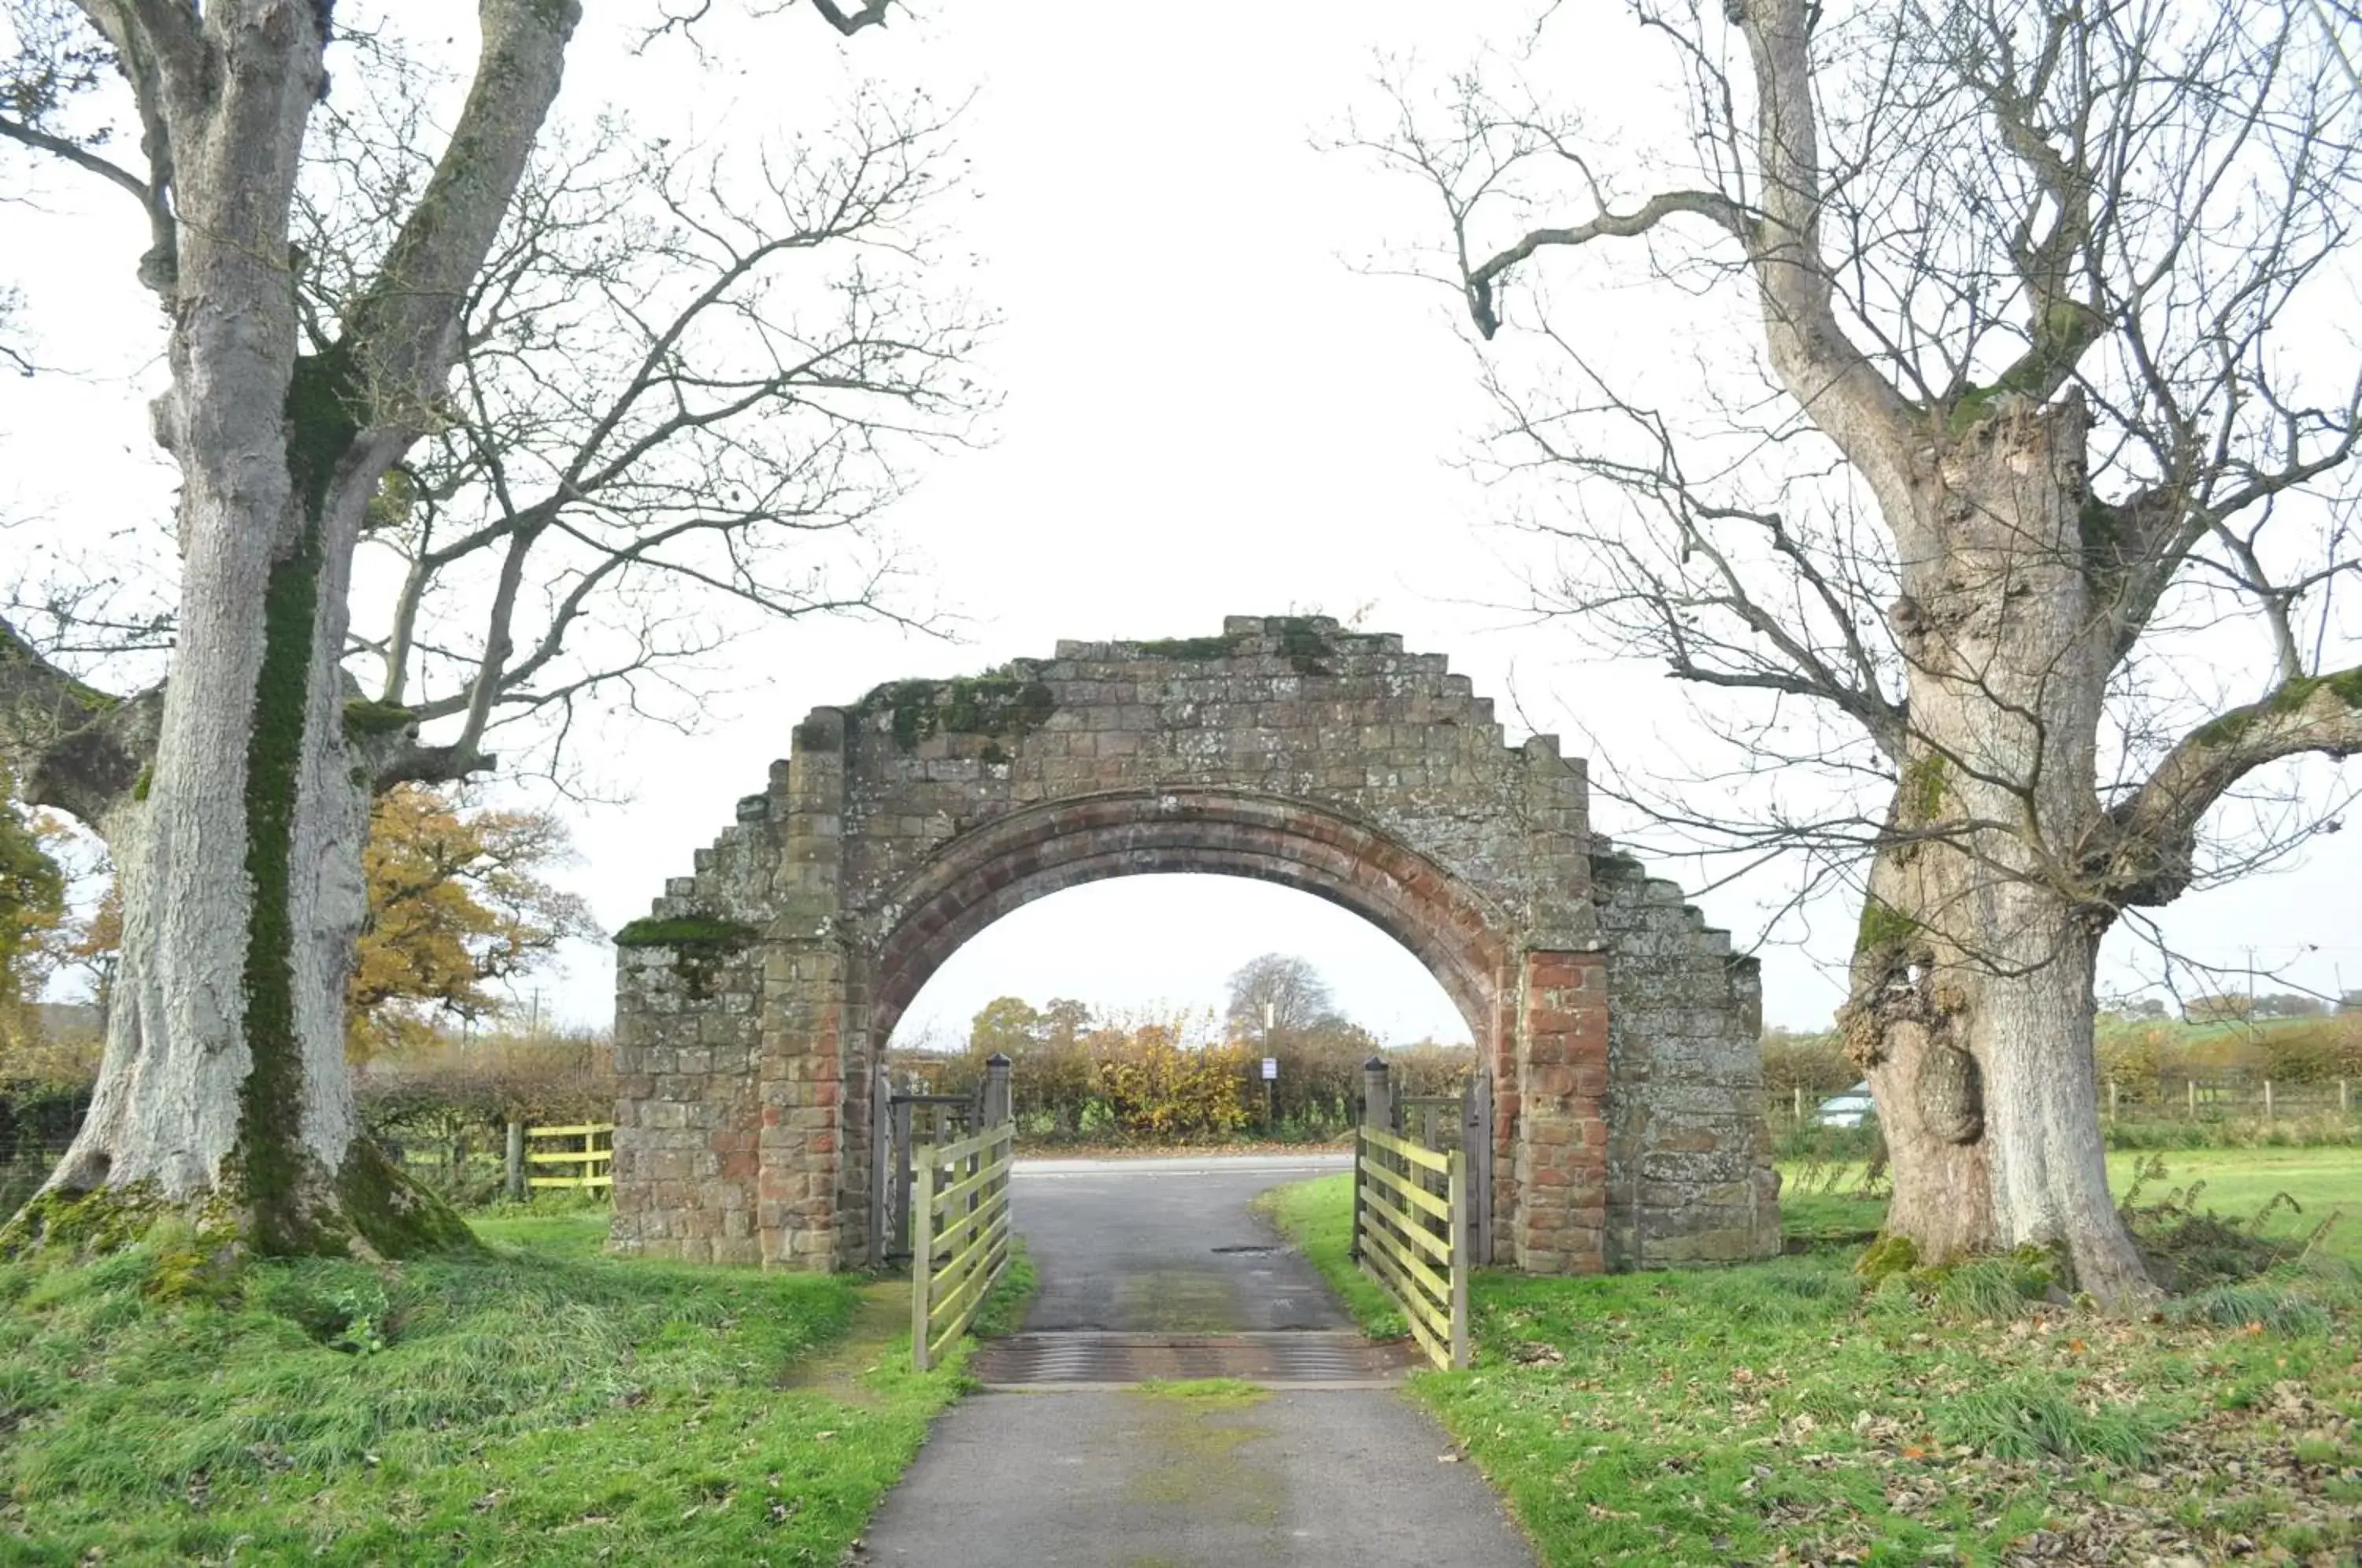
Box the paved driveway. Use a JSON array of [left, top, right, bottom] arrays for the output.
[[855, 1153, 1533, 1568]]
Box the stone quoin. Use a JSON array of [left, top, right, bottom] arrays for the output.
[[609, 616, 1780, 1272]]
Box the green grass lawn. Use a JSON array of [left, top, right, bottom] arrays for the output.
[[1272, 1154, 2362, 1566], [1779, 1145, 2362, 1263], [0, 1207, 1011, 1565]]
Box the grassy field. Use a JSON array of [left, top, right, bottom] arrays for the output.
[[1780, 1146, 2362, 1263], [1265, 1152, 2362, 1566], [0, 1206, 1016, 1565]]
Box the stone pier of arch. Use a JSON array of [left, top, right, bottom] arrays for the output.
[[609, 616, 1780, 1274]]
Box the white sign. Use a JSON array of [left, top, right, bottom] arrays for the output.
[[1261, 1057, 1278, 1080]]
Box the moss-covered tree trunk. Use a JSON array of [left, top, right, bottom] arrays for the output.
[[1838, 398, 2154, 1309], [8, 0, 577, 1259]]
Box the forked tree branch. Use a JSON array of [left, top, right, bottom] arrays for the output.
[[811, 0, 891, 34], [2107, 667, 2362, 903], [0, 614, 157, 826]]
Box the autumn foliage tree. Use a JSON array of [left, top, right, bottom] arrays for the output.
[[346, 786, 594, 1058], [0, 767, 65, 1056]]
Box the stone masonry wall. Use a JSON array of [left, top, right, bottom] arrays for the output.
[[608, 789, 778, 1264], [612, 616, 1780, 1275], [1592, 839, 1782, 1267], [835, 615, 1600, 982]]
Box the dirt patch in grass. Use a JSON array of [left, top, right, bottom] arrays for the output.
[[778, 1279, 913, 1407]]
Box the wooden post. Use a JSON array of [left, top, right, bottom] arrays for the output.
[[2187, 1078, 2197, 1119], [1793, 1085, 1805, 1124], [983, 1052, 1013, 1128], [1446, 1148, 1471, 1370], [1356, 1057, 1390, 1263], [1464, 1072, 1494, 1267], [505, 1121, 525, 1202], [983, 1054, 1013, 1222], [2264, 1079, 2275, 1123], [871, 1063, 894, 1266], [2107, 1079, 2119, 1124], [910, 1144, 937, 1373], [892, 1096, 915, 1259]]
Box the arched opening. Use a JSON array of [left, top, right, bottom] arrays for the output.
[[863, 789, 1513, 1054], [883, 874, 1475, 1056]]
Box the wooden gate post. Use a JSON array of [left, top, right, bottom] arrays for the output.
[[1463, 1072, 1494, 1265], [1447, 1147, 1471, 1369], [871, 1063, 894, 1265], [892, 1090, 916, 1259], [504, 1121, 525, 1203], [983, 1052, 1013, 1128], [1355, 1056, 1391, 1263], [910, 1145, 938, 1372], [1362, 1056, 1393, 1135]]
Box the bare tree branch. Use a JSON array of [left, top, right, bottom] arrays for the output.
[[0, 612, 156, 823], [2107, 667, 2362, 903]]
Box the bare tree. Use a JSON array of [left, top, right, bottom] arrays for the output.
[[0, 0, 972, 1257], [1224, 953, 1340, 1039], [1374, 0, 2362, 1305]]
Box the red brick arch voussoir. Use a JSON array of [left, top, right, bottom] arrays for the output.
[[863, 787, 1513, 1046]]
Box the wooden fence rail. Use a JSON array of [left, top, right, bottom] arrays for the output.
[[1356, 1122, 1468, 1371], [1780, 1078, 2356, 1126], [523, 1122, 613, 1191], [911, 1119, 1015, 1372]]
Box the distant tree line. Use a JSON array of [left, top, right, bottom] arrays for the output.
[[892, 954, 1478, 1145]]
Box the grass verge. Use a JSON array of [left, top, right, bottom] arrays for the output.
[[0, 1211, 1010, 1564], [1272, 1157, 2362, 1565]]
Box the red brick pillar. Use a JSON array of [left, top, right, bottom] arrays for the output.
[[757, 939, 849, 1268], [1512, 949, 1611, 1273]]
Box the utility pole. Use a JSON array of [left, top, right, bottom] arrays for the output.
[[2245, 947, 2257, 1048]]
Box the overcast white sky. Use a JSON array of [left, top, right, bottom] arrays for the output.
[[5, 1, 2358, 1047]]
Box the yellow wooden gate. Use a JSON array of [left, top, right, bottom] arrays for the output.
[[909, 1120, 1015, 1372], [1354, 1122, 1469, 1370]]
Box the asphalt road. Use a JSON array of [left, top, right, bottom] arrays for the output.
[[1013, 1155, 1350, 1333], [856, 1153, 1534, 1568]]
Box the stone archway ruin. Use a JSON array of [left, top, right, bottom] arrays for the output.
[[609, 616, 1779, 1273]]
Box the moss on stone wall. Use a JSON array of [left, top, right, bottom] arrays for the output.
[[1135, 636, 1237, 660], [1268, 616, 1335, 677], [613, 915, 759, 949], [857, 671, 1057, 751], [1135, 619, 1336, 675]]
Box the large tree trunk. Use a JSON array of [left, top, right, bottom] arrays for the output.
[[5, 4, 470, 1258], [6, 0, 581, 1259], [1840, 395, 2157, 1310]]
